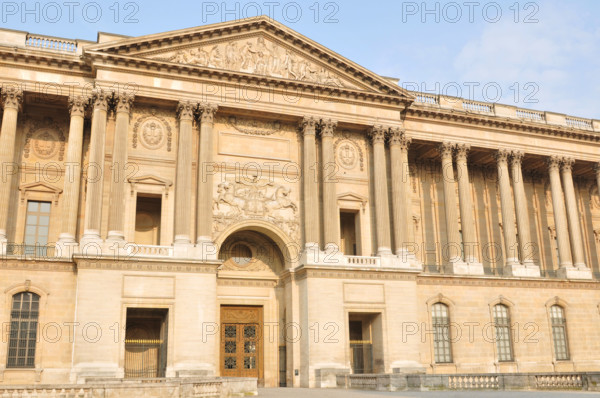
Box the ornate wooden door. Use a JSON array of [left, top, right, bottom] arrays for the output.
[[220, 306, 263, 381]]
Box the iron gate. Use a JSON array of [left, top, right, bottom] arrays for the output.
[[124, 339, 163, 378]]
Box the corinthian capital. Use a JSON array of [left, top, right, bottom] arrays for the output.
[[388, 127, 410, 149], [199, 102, 218, 123], [369, 125, 387, 144], [300, 116, 317, 136], [561, 157, 575, 173], [510, 150, 524, 167], [320, 118, 337, 138], [547, 155, 561, 172], [114, 92, 135, 114], [437, 141, 455, 159], [91, 88, 110, 111], [68, 95, 89, 117], [1, 86, 23, 110], [494, 148, 510, 165], [177, 100, 197, 121], [455, 143, 470, 161]]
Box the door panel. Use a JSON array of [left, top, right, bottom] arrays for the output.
[[220, 306, 263, 381]]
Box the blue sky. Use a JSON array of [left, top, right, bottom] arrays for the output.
[[2, 0, 598, 118]]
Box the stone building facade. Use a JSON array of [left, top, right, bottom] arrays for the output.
[[1, 17, 600, 388]]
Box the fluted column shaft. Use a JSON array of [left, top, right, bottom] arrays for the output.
[[107, 93, 134, 241], [301, 117, 319, 247], [173, 101, 196, 244], [58, 96, 88, 243], [0, 87, 23, 242], [196, 103, 218, 244], [82, 90, 110, 241], [370, 126, 392, 255], [439, 142, 461, 262], [496, 149, 519, 265], [510, 151, 534, 264], [321, 119, 339, 250], [561, 158, 586, 267], [548, 156, 572, 267], [455, 144, 479, 263], [389, 128, 413, 255]]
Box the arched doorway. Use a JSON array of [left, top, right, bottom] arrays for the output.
[[217, 229, 287, 387]]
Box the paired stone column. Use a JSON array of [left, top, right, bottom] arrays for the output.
[[57, 95, 88, 246], [369, 125, 392, 256], [106, 93, 134, 242], [547, 156, 572, 268], [173, 100, 197, 245], [0, 86, 23, 249], [510, 151, 535, 264], [389, 127, 416, 262], [495, 149, 519, 266], [455, 144, 480, 265], [320, 118, 339, 251], [196, 103, 218, 245], [82, 89, 110, 243], [509, 151, 540, 276], [438, 142, 462, 264], [560, 157, 586, 268], [301, 116, 319, 249]]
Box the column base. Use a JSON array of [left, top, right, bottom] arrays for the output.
[[557, 266, 593, 280], [0, 238, 6, 256], [503, 263, 541, 277], [55, 238, 79, 259], [79, 230, 103, 255], [448, 260, 484, 275], [106, 230, 125, 242], [300, 243, 339, 266], [380, 252, 423, 270]]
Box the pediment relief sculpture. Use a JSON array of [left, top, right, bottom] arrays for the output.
[[154, 36, 356, 88]]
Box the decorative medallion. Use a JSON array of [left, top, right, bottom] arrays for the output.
[[23, 118, 66, 161], [334, 131, 364, 171], [132, 107, 173, 151]]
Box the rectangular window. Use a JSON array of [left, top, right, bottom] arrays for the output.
[[432, 303, 452, 363], [340, 211, 358, 255], [550, 306, 569, 360], [135, 195, 162, 246], [7, 292, 40, 368], [24, 200, 51, 256], [493, 305, 514, 362]]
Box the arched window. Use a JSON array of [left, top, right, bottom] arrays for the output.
[[431, 303, 452, 363], [493, 304, 513, 361], [550, 305, 569, 360], [7, 292, 40, 368]]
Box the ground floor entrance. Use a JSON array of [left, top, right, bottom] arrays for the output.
[[220, 306, 264, 382]]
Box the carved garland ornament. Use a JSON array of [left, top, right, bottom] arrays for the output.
[[24, 117, 66, 160], [224, 115, 282, 136], [132, 107, 173, 151]]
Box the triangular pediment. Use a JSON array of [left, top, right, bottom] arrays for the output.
[[85, 16, 413, 100], [19, 182, 62, 195], [128, 174, 173, 187]]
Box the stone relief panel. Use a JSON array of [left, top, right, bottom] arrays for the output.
[[132, 106, 174, 152], [23, 117, 66, 161], [223, 115, 282, 136], [213, 176, 299, 242], [153, 35, 356, 88], [334, 131, 365, 172]]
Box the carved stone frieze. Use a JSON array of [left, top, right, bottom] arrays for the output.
[[155, 35, 354, 88], [23, 117, 66, 161], [132, 107, 173, 151], [213, 177, 299, 242]]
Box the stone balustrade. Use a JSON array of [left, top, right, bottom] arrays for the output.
[[412, 91, 599, 132], [25, 34, 78, 53]]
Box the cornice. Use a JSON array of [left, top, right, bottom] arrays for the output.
[[292, 264, 420, 281], [417, 274, 600, 290], [406, 107, 600, 143], [0, 46, 91, 76], [0, 258, 75, 272], [73, 255, 221, 273]]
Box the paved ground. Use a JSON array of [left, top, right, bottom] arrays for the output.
[[258, 388, 598, 397]]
